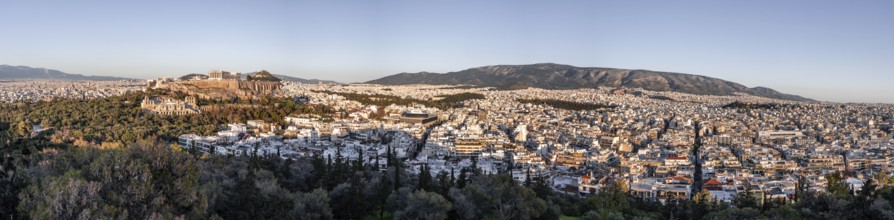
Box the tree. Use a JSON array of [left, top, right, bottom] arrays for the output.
[[691, 189, 713, 219], [389, 187, 453, 220], [15, 120, 31, 137], [586, 182, 630, 219], [854, 178, 884, 219], [582, 210, 602, 220], [733, 190, 758, 209], [703, 207, 761, 220], [291, 188, 334, 220], [796, 174, 811, 202], [826, 172, 849, 196], [394, 159, 402, 191], [457, 168, 468, 189], [449, 174, 547, 220], [524, 169, 532, 187], [435, 171, 452, 196], [419, 164, 433, 191], [18, 142, 207, 219]]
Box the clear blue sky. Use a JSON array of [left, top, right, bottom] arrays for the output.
[[1, 0, 892, 103]]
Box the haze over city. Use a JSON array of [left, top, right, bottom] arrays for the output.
[[1, 1, 892, 102]]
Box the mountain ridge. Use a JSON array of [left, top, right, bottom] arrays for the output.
[[0, 65, 133, 81], [244, 72, 340, 84], [367, 63, 814, 101]]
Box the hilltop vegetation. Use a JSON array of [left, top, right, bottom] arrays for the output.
[[317, 91, 485, 109], [0, 89, 333, 146], [722, 101, 794, 110], [246, 70, 282, 82], [518, 99, 615, 111]]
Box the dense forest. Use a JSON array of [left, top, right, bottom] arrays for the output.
[[0, 89, 333, 146], [721, 101, 794, 110], [3, 93, 894, 219], [517, 99, 615, 111], [316, 91, 485, 109], [649, 96, 676, 101]]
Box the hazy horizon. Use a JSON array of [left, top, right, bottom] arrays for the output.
[[1, 0, 892, 103]]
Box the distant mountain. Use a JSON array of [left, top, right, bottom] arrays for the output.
[[246, 70, 281, 82], [245, 71, 340, 84], [0, 65, 132, 81], [367, 63, 813, 101]]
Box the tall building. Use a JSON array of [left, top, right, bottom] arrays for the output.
[[452, 137, 484, 157], [514, 124, 528, 142]]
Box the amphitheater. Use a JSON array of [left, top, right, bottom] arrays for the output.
[[141, 96, 200, 115]]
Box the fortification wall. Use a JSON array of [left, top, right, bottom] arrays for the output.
[[183, 80, 240, 90]]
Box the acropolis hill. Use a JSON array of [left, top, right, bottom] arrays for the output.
[[147, 69, 282, 100]]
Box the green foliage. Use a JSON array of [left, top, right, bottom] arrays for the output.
[[586, 183, 630, 219], [732, 190, 758, 209], [291, 188, 334, 220], [388, 187, 452, 220], [702, 207, 761, 220], [826, 172, 850, 196], [317, 91, 484, 109], [721, 101, 793, 110], [1, 121, 67, 219], [517, 99, 615, 111], [18, 141, 206, 219], [0, 90, 333, 145], [449, 174, 547, 220], [247, 70, 282, 82]]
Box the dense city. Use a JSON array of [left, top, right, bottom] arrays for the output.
[[2, 73, 893, 219]]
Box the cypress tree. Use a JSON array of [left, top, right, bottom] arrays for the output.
[[394, 158, 401, 191], [386, 146, 393, 167], [471, 157, 479, 176], [356, 147, 364, 171], [419, 164, 432, 191], [375, 148, 381, 170], [525, 168, 532, 187]]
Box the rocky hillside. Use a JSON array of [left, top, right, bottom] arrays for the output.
[[367, 63, 813, 101]]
